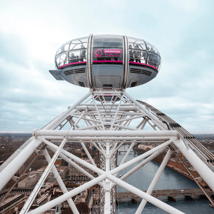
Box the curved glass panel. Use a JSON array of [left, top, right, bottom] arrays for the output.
[[55, 37, 88, 68], [56, 53, 67, 67], [128, 37, 161, 69], [68, 50, 87, 63], [145, 42, 159, 55], [128, 37, 147, 64], [128, 37, 146, 50], [147, 53, 160, 68], [64, 43, 69, 51], [129, 49, 147, 63], [92, 36, 123, 63], [55, 35, 161, 69]]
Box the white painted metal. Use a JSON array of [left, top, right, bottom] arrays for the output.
[[135, 149, 173, 213], [43, 149, 80, 214], [33, 130, 178, 137], [44, 139, 101, 184], [0, 138, 42, 190], [123, 91, 168, 130], [110, 138, 176, 175], [110, 97, 122, 130], [1, 90, 213, 214], [48, 92, 91, 130], [118, 148, 166, 182], [42, 136, 170, 141], [20, 137, 69, 214], [107, 174, 184, 214], [93, 95, 105, 130], [28, 174, 107, 214], [81, 142, 96, 166], [173, 139, 214, 191], [43, 139, 104, 175], [110, 142, 124, 155], [0, 137, 34, 172], [119, 141, 136, 166], [104, 142, 111, 214], [113, 141, 136, 177]]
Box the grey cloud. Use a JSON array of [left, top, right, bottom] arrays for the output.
[[0, 0, 213, 133], [0, 32, 30, 68]]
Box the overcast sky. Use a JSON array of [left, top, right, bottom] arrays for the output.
[[0, 0, 213, 133]]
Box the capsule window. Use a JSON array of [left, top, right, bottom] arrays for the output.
[[63, 43, 69, 51], [93, 36, 123, 63], [129, 50, 147, 63], [68, 50, 87, 63], [128, 37, 148, 64], [148, 53, 160, 68], [146, 42, 159, 55], [55, 37, 88, 68], [56, 53, 67, 67], [128, 38, 146, 50]]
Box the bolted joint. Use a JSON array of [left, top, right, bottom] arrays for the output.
[[104, 184, 111, 193], [32, 129, 40, 139], [105, 155, 110, 159], [63, 136, 68, 140], [103, 179, 112, 192], [35, 149, 43, 155], [104, 188, 111, 193]]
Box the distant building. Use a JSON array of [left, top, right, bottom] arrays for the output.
[[68, 158, 97, 181], [18, 174, 38, 188], [18, 166, 69, 188], [55, 158, 62, 166], [138, 144, 153, 150]]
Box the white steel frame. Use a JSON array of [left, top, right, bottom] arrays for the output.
[[0, 90, 214, 214]]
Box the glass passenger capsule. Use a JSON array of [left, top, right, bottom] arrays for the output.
[[50, 34, 161, 89]]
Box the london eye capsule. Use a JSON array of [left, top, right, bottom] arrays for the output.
[[50, 34, 161, 89]]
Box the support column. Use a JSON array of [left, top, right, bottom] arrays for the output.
[[28, 174, 107, 214], [113, 141, 135, 177], [0, 138, 42, 190], [107, 174, 184, 214], [135, 149, 173, 213], [20, 137, 68, 214], [173, 139, 214, 191], [43, 149, 79, 214], [81, 142, 96, 166], [104, 142, 111, 214], [119, 148, 166, 182], [123, 91, 167, 130]]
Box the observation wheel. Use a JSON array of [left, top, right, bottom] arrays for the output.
[[0, 34, 213, 214]]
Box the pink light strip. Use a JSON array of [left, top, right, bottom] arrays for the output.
[[93, 60, 123, 63], [58, 60, 157, 70], [58, 61, 86, 69], [129, 61, 158, 70]]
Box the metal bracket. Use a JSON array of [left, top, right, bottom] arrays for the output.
[[32, 129, 39, 139]]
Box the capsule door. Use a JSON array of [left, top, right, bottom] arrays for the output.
[[91, 35, 124, 89]]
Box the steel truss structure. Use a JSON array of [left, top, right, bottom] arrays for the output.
[[0, 90, 214, 214]]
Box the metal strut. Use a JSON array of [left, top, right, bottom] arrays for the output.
[[0, 90, 213, 214]]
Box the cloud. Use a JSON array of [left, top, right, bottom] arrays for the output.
[[169, 0, 199, 13], [0, 0, 213, 133]]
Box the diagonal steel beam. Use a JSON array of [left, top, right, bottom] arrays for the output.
[[43, 149, 79, 214], [107, 174, 184, 214], [20, 136, 68, 214], [135, 149, 173, 213], [28, 174, 107, 214]]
